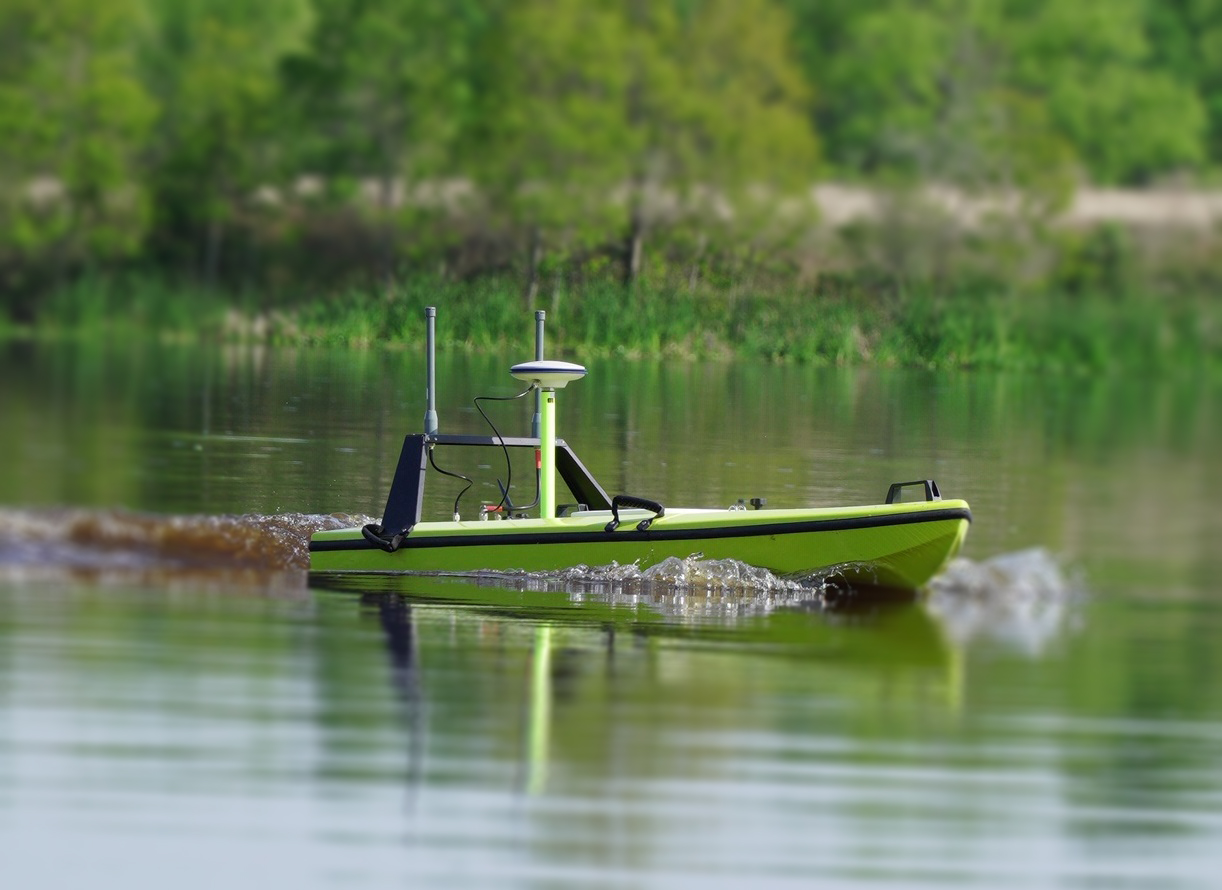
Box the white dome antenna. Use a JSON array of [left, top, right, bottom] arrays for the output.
[[510, 360, 587, 390], [509, 359, 587, 520]]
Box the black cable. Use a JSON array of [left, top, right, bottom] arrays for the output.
[[427, 445, 473, 519], [474, 384, 536, 514]]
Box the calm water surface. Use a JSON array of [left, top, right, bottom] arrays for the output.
[[1, 339, 1219, 888]]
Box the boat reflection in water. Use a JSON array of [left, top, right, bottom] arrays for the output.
[[325, 563, 975, 798], [0, 501, 1076, 803]]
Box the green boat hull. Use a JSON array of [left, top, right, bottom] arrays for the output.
[[309, 500, 971, 590]]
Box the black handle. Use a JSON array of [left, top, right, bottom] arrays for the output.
[[885, 480, 942, 504], [362, 523, 409, 552], [604, 494, 666, 532]]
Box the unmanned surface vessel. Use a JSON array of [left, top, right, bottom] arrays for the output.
[[308, 309, 970, 590]]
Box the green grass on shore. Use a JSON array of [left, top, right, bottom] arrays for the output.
[[7, 274, 1218, 376]]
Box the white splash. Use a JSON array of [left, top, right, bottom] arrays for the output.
[[450, 554, 842, 620], [924, 548, 1085, 653]]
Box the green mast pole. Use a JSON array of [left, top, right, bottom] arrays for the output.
[[510, 358, 585, 521], [540, 386, 556, 519]]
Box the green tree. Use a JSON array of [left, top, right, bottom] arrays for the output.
[[141, 0, 311, 286], [618, 0, 818, 288], [1145, 0, 1222, 169], [466, 0, 635, 305], [790, 0, 1204, 187], [811, 1, 1073, 199], [286, 0, 481, 287], [0, 0, 156, 310], [471, 0, 818, 295], [1009, 0, 1205, 184]]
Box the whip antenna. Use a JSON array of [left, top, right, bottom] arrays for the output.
[[531, 310, 545, 437], [424, 306, 438, 436]]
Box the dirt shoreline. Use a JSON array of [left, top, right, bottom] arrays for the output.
[[812, 183, 1222, 230]]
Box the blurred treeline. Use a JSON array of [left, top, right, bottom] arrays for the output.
[[3, 0, 1222, 323]]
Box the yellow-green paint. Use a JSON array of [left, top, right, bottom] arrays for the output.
[[540, 390, 556, 519], [310, 500, 970, 590], [526, 624, 552, 795]]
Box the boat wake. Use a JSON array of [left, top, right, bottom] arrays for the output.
[[487, 555, 820, 593], [415, 556, 844, 620], [0, 507, 1083, 639], [924, 548, 1085, 652], [0, 508, 867, 597], [0, 507, 368, 589]]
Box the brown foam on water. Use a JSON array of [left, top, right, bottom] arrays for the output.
[[0, 507, 371, 579]]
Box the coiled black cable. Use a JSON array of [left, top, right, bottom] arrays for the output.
[[473, 384, 537, 515]]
